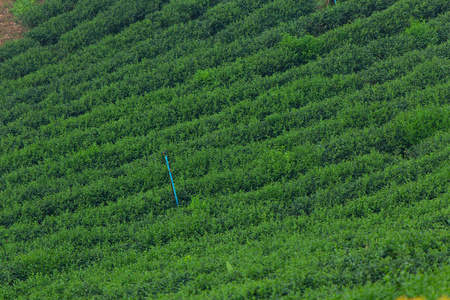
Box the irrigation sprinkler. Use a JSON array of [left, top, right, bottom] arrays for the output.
[[163, 150, 179, 207]]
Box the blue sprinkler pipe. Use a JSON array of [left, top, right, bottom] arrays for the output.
[[163, 150, 179, 207]]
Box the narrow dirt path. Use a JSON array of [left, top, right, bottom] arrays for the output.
[[0, 0, 27, 46]]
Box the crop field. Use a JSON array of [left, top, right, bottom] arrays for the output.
[[0, 0, 449, 298]]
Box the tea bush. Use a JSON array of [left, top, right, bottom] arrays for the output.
[[1, 0, 449, 298]]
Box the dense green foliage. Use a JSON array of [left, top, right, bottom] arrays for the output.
[[0, 0, 449, 298]]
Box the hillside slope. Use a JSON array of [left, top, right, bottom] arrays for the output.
[[0, 0, 449, 298]]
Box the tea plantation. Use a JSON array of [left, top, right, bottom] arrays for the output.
[[0, 0, 449, 298]]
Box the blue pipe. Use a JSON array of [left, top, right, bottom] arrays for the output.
[[164, 154, 179, 207]]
